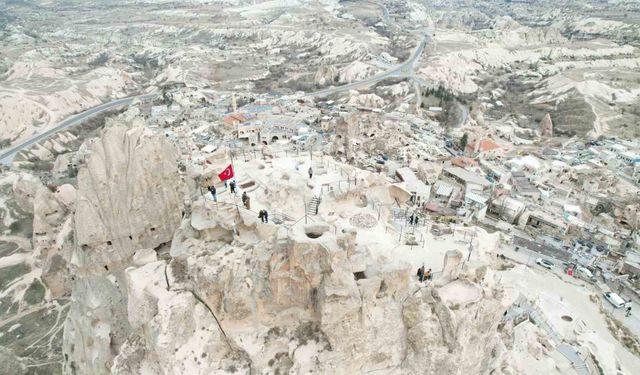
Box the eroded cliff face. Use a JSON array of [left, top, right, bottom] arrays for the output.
[[164, 209, 412, 374], [72, 119, 186, 274], [62, 119, 188, 375]]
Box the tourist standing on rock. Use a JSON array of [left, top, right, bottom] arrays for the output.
[[242, 192, 250, 209], [258, 210, 264, 222], [230, 180, 237, 195], [426, 268, 432, 281], [308, 167, 313, 179], [208, 185, 217, 202], [626, 305, 632, 317], [417, 264, 425, 282]]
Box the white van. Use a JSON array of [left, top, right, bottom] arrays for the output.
[[604, 292, 626, 309], [576, 266, 595, 282]]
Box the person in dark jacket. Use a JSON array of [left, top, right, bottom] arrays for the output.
[[207, 185, 217, 202], [242, 192, 250, 209]]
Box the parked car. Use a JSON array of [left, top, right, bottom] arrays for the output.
[[535, 258, 554, 269], [575, 266, 596, 282], [604, 292, 626, 309]]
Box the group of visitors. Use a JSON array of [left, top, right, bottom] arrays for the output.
[[206, 163, 312, 228], [408, 214, 419, 226], [258, 209, 269, 223], [208, 180, 238, 202], [208, 182, 274, 224], [416, 265, 432, 282]]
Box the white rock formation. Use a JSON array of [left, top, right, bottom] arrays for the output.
[[72, 118, 186, 274], [63, 119, 188, 374]]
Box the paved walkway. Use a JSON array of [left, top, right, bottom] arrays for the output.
[[557, 344, 591, 375]]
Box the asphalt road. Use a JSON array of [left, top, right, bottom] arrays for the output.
[[306, 30, 431, 97], [0, 93, 157, 166]]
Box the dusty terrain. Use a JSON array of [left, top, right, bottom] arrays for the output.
[[1, 1, 640, 375]]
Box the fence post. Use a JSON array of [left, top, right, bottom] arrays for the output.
[[304, 201, 308, 224]]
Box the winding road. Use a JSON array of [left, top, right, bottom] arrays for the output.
[[0, 93, 157, 166], [306, 29, 432, 97]]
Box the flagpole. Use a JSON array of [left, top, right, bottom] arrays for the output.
[[228, 142, 240, 215], [230, 143, 235, 181]]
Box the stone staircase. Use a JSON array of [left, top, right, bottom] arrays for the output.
[[503, 296, 592, 375], [307, 196, 321, 216]]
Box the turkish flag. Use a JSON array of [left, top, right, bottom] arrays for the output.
[[218, 164, 234, 181]]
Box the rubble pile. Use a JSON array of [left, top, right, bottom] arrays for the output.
[[349, 213, 377, 229]]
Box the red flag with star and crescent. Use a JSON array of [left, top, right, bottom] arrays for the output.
[[218, 164, 234, 182]]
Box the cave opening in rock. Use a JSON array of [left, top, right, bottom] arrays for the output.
[[376, 280, 387, 298], [353, 271, 366, 280], [304, 226, 324, 239]]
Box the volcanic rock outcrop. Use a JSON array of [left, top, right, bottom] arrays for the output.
[[59, 119, 516, 375], [62, 119, 189, 374]]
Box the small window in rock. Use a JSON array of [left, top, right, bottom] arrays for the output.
[[107, 241, 112, 246], [104, 265, 109, 271], [353, 271, 366, 281], [150, 227, 156, 232], [376, 280, 388, 299], [128, 235, 133, 240]]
